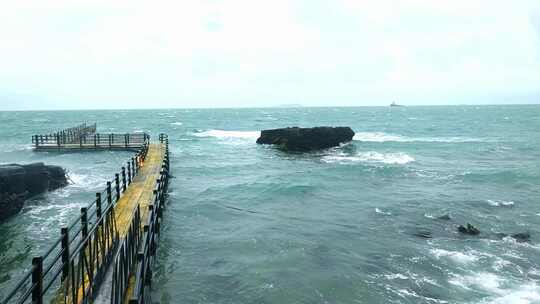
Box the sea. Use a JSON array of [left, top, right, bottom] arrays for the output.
[[0, 105, 539, 304]]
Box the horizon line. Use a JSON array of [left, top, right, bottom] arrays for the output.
[[2, 102, 540, 112]]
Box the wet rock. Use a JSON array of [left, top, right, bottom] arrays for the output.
[[256, 126, 355, 152], [437, 214, 451, 220], [510, 232, 531, 242], [457, 223, 480, 235], [0, 163, 68, 221]]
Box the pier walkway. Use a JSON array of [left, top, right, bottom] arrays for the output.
[[2, 129, 170, 304], [32, 123, 149, 152]]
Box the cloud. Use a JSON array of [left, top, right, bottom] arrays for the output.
[[0, 0, 540, 109]]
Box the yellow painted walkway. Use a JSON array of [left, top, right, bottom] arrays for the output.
[[55, 143, 166, 304], [114, 143, 165, 236]]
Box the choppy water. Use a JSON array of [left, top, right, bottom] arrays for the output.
[[1, 106, 540, 303]]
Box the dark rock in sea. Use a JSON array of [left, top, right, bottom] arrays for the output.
[[413, 229, 432, 239], [437, 214, 451, 220], [0, 163, 68, 221], [457, 223, 480, 235], [256, 126, 355, 152], [494, 232, 531, 242], [510, 232, 531, 242]]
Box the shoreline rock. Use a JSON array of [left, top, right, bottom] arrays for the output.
[[256, 126, 355, 152], [0, 163, 68, 221]]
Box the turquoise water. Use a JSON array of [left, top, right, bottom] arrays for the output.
[[1, 105, 540, 303]]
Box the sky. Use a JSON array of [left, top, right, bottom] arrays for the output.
[[1, 0, 540, 110]]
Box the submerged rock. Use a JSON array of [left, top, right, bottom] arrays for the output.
[[510, 232, 531, 242], [256, 126, 355, 152], [437, 214, 451, 220], [413, 229, 433, 239], [457, 223, 480, 235], [0, 163, 68, 221]]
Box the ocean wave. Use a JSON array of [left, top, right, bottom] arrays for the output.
[[449, 272, 540, 304], [68, 173, 108, 190], [449, 272, 501, 292], [431, 249, 479, 264], [171, 122, 183, 126], [322, 151, 414, 165], [353, 132, 481, 143], [486, 199, 514, 207], [193, 130, 260, 140], [375, 208, 392, 215], [385, 273, 408, 280], [0, 144, 33, 153]]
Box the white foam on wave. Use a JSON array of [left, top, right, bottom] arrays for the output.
[[431, 249, 479, 264], [171, 122, 183, 126], [385, 273, 408, 280], [322, 151, 415, 165], [449, 272, 540, 304], [0, 144, 33, 153], [68, 173, 107, 190], [375, 207, 392, 215], [487, 199, 515, 207], [353, 132, 481, 143], [193, 130, 260, 140], [449, 272, 501, 292]]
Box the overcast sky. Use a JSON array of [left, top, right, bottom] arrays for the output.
[[1, 0, 540, 110]]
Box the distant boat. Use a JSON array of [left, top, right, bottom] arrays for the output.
[[390, 101, 404, 107]]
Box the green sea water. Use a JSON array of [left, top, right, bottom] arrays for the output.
[[1, 105, 540, 303]]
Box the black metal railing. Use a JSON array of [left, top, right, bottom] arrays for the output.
[[32, 132, 150, 151], [1, 142, 150, 304], [31, 123, 97, 146], [111, 134, 170, 304]]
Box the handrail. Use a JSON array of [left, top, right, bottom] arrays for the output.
[[111, 134, 170, 304], [32, 132, 149, 150], [129, 134, 170, 304], [31, 123, 96, 145], [1, 141, 150, 304]]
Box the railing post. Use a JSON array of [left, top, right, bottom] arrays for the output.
[[31, 256, 43, 304], [115, 174, 120, 201], [96, 193, 102, 218], [61, 228, 70, 281], [79, 134, 83, 148], [81, 208, 88, 237], [125, 134, 128, 149], [94, 134, 97, 148], [127, 162, 132, 185], [121, 167, 126, 192], [107, 181, 112, 205], [132, 157, 136, 176]]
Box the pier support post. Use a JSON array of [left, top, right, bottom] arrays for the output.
[[32, 257, 43, 304]]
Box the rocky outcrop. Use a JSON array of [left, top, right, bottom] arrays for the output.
[[458, 223, 480, 235], [0, 163, 68, 221], [256, 126, 355, 152]]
